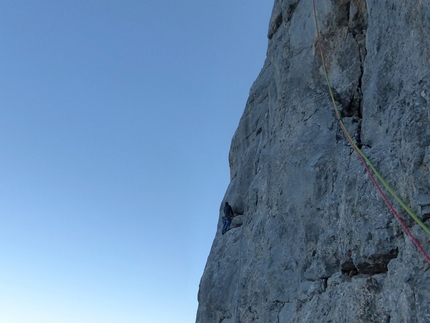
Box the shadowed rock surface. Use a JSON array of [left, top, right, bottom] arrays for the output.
[[197, 1, 430, 322]]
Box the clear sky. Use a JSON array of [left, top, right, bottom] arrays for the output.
[[0, 1, 272, 322]]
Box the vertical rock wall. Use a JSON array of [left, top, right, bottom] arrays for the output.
[[197, 1, 430, 322]]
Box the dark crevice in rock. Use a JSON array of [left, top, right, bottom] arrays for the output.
[[341, 259, 359, 276], [356, 248, 399, 275], [268, 13, 283, 40], [234, 209, 244, 216], [322, 277, 329, 291], [268, 1, 299, 40], [353, 122, 362, 149], [342, 248, 398, 276], [341, 93, 362, 118], [286, 2, 299, 22], [341, 1, 367, 120], [342, 69, 363, 119], [338, 1, 351, 27], [352, 3, 367, 122], [273, 299, 286, 305], [315, 1, 368, 119], [336, 1, 367, 151], [272, 300, 286, 311]]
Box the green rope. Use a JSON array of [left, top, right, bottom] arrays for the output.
[[312, 0, 430, 236]]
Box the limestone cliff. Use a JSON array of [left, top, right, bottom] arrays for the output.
[[197, 1, 430, 322]]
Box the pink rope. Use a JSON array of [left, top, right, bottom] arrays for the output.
[[339, 122, 430, 263]]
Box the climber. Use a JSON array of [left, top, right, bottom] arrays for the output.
[[221, 201, 235, 235]]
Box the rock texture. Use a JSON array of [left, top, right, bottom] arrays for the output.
[[197, 1, 430, 322]]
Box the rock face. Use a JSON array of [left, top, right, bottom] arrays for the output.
[[196, 1, 430, 322]]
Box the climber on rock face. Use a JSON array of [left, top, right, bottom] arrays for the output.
[[221, 201, 235, 235]]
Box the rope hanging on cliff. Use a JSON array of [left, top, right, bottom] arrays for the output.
[[311, 0, 430, 263]]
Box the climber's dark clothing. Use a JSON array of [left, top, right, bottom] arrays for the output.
[[224, 202, 234, 219], [222, 202, 234, 235]]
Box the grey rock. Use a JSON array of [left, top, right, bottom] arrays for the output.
[[197, 0, 430, 322]]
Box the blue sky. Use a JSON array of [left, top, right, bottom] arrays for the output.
[[0, 1, 272, 322]]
